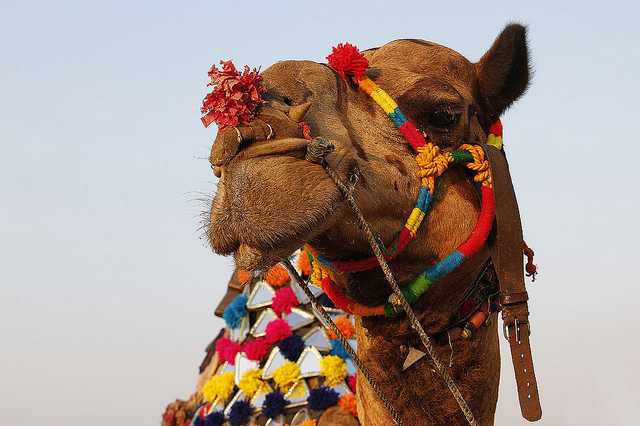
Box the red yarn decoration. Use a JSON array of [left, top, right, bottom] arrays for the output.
[[272, 287, 299, 316], [320, 277, 353, 314], [347, 374, 357, 394], [242, 338, 270, 362], [215, 336, 241, 365], [201, 60, 265, 129], [264, 319, 292, 345], [326, 43, 369, 82], [299, 121, 313, 140], [489, 119, 503, 137]]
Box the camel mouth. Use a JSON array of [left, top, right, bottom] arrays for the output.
[[214, 195, 339, 271], [207, 140, 346, 271]]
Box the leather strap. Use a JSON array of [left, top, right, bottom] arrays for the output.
[[484, 145, 542, 422]]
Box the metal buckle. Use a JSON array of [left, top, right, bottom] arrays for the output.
[[503, 318, 521, 344]]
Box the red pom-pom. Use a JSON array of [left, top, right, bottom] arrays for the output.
[[272, 287, 299, 316], [242, 338, 270, 361], [347, 374, 357, 393], [264, 319, 292, 345], [201, 60, 265, 129], [326, 43, 369, 82], [489, 119, 503, 137], [216, 336, 241, 365]]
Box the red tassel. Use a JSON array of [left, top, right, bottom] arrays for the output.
[[326, 43, 369, 82], [489, 119, 503, 137], [523, 241, 538, 282]]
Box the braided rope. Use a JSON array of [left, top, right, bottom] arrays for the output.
[[459, 144, 492, 187], [415, 143, 454, 192]]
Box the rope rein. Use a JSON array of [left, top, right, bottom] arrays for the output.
[[317, 157, 478, 425], [281, 260, 410, 426]]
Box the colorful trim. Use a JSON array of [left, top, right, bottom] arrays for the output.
[[318, 75, 437, 274], [308, 145, 496, 318], [308, 43, 501, 318]]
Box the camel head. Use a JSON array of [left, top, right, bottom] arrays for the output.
[[206, 24, 530, 273]]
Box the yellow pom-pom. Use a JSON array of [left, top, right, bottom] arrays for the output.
[[273, 361, 301, 392], [202, 371, 235, 403], [238, 368, 263, 398], [320, 355, 348, 386]]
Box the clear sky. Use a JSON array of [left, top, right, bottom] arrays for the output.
[[1, 1, 638, 425]]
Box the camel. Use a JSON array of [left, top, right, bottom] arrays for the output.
[[179, 23, 533, 426]]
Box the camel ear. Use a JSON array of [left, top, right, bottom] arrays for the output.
[[476, 23, 531, 118]]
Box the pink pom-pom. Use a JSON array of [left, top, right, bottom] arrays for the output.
[[216, 336, 241, 365], [264, 319, 292, 345], [347, 374, 357, 393], [326, 43, 369, 82], [272, 287, 299, 316], [242, 338, 270, 361]]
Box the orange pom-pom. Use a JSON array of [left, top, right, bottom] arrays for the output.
[[236, 269, 252, 285], [339, 393, 358, 418], [326, 316, 355, 340], [299, 419, 317, 426], [297, 251, 312, 277], [265, 264, 291, 287]]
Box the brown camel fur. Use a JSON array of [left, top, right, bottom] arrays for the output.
[[205, 24, 530, 425]]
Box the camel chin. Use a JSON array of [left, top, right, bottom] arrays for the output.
[[208, 148, 344, 271], [233, 243, 296, 271]]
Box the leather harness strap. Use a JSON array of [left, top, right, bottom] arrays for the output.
[[484, 144, 542, 421]]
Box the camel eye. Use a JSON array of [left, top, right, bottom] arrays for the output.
[[429, 108, 460, 128]]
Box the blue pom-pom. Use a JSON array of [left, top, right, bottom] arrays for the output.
[[223, 294, 248, 329], [203, 411, 225, 426], [228, 400, 253, 426], [330, 339, 350, 359], [277, 334, 305, 361], [262, 391, 288, 419], [308, 386, 339, 411]]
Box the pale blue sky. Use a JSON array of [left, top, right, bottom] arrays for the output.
[[1, 1, 638, 425]]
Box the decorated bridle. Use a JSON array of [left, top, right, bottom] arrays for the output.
[[200, 42, 541, 426]]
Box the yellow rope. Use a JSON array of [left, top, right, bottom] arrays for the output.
[[459, 144, 492, 187], [415, 143, 453, 192], [415, 143, 492, 191]]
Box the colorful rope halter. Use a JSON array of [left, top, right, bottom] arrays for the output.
[[308, 43, 503, 318]]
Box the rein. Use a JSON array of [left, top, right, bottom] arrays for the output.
[[303, 147, 479, 424]]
